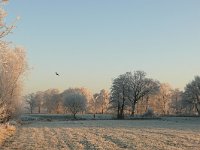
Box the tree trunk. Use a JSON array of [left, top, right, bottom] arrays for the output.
[[131, 107, 134, 115], [131, 102, 136, 116], [73, 113, 76, 119], [145, 96, 149, 112], [195, 103, 200, 116], [38, 106, 40, 114], [119, 97, 125, 119], [117, 104, 124, 119], [117, 101, 120, 119], [119, 108, 124, 119]]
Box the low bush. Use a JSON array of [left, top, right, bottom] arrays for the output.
[[142, 107, 155, 117]]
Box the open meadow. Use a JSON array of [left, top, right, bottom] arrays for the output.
[[1, 117, 200, 150]]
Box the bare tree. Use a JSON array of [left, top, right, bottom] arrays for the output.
[[63, 90, 86, 119], [0, 44, 27, 122], [96, 89, 109, 114], [25, 93, 36, 114], [155, 83, 172, 115], [135, 81, 160, 114], [50, 94, 64, 114], [75, 87, 93, 113], [25, 89, 63, 114], [110, 73, 130, 119], [110, 71, 159, 118], [34, 91, 44, 114], [88, 90, 109, 116], [182, 76, 200, 116], [0, 0, 28, 122], [88, 93, 99, 116], [169, 89, 183, 115], [43, 89, 60, 113], [127, 71, 160, 116], [0, 0, 18, 39]]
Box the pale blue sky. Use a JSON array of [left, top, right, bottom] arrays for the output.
[[4, 0, 200, 94]]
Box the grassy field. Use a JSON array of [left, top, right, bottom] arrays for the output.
[[1, 117, 200, 150], [21, 114, 114, 121]]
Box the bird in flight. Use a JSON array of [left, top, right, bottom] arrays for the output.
[[55, 72, 60, 76]]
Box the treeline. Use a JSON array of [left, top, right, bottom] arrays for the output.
[[25, 88, 109, 119], [25, 71, 200, 119], [110, 71, 200, 119]]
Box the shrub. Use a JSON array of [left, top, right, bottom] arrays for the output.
[[142, 107, 154, 117]]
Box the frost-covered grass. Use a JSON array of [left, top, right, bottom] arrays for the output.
[[1, 117, 200, 150], [21, 114, 114, 121], [0, 124, 16, 146]]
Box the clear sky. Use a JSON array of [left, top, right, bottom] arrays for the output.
[[4, 0, 200, 94]]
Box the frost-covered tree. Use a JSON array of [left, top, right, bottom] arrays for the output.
[[96, 89, 109, 114], [155, 83, 172, 115], [126, 71, 159, 115], [63, 89, 86, 119], [110, 73, 130, 119], [169, 89, 183, 115], [0, 0, 27, 122], [25, 93, 36, 114], [88, 93, 99, 115], [25, 89, 63, 114], [76, 87, 93, 113], [0, 43, 27, 122], [34, 91, 44, 114], [110, 71, 159, 118], [90, 90, 109, 114], [0, 0, 18, 39], [43, 89, 60, 113], [182, 76, 200, 116], [51, 94, 64, 114], [62, 87, 93, 113]]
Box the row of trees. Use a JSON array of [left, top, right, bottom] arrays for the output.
[[0, 0, 28, 123], [25, 72, 200, 119], [1, 1, 199, 121], [25, 88, 109, 119], [1, 0, 199, 122], [110, 71, 200, 118]]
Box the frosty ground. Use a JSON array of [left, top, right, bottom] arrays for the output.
[[1, 117, 200, 150]]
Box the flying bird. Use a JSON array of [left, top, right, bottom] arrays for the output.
[[55, 72, 60, 76]]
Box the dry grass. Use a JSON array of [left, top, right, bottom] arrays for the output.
[[0, 124, 16, 146]]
